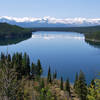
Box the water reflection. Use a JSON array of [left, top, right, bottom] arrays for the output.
[[0, 36, 31, 46], [32, 32, 84, 40], [0, 31, 100, 83], [85, 39, 100, 49]]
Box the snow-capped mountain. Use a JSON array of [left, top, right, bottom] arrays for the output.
[[0, 16, 100, 27]]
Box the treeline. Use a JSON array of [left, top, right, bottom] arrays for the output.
[[0, 52, 43, 79], [32, 26, 100, 34], [0, 52, 100, 100], [85, 31, 100, 41]]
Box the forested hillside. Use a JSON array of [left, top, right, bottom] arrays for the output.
[[32, 26, 100, 33], [0, 23, 32, 38], [0, 52, 100, 100]]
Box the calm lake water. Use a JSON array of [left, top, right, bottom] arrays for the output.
[[0, 31, 100, 83]]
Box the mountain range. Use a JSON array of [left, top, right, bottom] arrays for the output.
[[1, 16, 100, 28]]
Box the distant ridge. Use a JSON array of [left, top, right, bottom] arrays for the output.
[[1, 16, 100, 27]]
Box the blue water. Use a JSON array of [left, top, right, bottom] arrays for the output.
[[0, 31, 100, 83]]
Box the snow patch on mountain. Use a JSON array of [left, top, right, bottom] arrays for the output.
[[1, 16, 100, 27]]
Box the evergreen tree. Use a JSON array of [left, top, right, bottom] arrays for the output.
[[26, 55, 30, 75], [31, 62, 34, 76], [74, 72, 78, 89], [22, 53, 27, 75], [12, 53, 16, 66], [60, 76, 63, 90], [0, 52, 5, 64], [15, 53, 23, 79], [22, 53, 30, 76], [1, 52, 5, 60], [47, 66, 52, 83], [74, 72, 79, 94], [65, 78, 70, 94], [7, 54, 11, 62], [77, 70, 87, 100], [37, 59, 42, 76], [53, 70, 57, 80], [30, 62, 38, 79]]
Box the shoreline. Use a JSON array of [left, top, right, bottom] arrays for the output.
[[85, 38, 100, 43]]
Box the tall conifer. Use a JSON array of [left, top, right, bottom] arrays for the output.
[[47, 66, 52, 83], [60, 76, 63, 90], [65, 78, 70, 94], [77, 70, 87, 100], [37, 59, 42, 76]]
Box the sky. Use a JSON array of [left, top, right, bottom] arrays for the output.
[[0, 0, 100, 18]]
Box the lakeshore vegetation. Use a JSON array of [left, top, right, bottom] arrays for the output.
[[0, 22, 100, 44], [0, 23, 100, 99], [0, 52, 100, 100], [0, 23, 33, 45], [32, 26, 100, 43]]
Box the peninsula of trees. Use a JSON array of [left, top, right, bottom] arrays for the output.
[[0, 23, 32, 38]]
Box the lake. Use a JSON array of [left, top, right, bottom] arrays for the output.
[[0, 31, 100, 83]]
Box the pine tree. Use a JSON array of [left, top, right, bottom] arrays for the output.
[[30, 62, 35, 78], [77, 70, 87, 100], [1, 52, 5, 60], [53, 70, 57, 80], [74, 72, 78, 90], [65, 78, 70, 94], [7, 54, 11, 62], [22, 53, 30, 76], [47, 66, 52, 83], [12, 53, 16, 66], [60, 76, 63, 90], [0, 52, 6, 64], [26, 55, 30, 76], [22, 53, 27, 75], [37, 59, 42, 76], [15, 53, 23, 79]]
